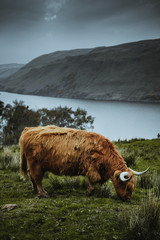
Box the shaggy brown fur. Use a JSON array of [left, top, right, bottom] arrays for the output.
[[19, 125, 136, 200]]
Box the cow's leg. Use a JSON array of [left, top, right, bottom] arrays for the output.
[[29, 164, 49, 198], [28, 169, 38, 193], [36, 181, 49, 198], [86, 165, 101, 196], [86, 181, 95, 196]]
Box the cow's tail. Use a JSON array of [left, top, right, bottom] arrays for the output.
[[20, 143, 28, 177]]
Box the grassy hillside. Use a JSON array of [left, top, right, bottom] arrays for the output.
[[0, 39, 160, 102], [0, 139, 160, 240]]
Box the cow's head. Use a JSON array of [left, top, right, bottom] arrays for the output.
[[112, 167, 149, 200]]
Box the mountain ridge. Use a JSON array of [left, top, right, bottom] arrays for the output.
[[0, 39, 160, 102]]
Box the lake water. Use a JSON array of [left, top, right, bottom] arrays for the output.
[[0, 91, 160, 141]]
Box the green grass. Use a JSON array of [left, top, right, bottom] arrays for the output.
[[123, 191, 160, 240], [0, 139, 160, 240], [115, 138, 160, 172], [0, 170, 127, 240]]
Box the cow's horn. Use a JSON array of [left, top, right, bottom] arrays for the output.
[[129, 167, 150, 176], [120, 172, 132, 182]]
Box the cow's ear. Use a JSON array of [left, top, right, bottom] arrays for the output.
[[114, 170, 121, 180], [116, 174, 119, 180]]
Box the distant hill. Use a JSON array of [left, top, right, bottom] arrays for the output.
[[0, 39, 160, 102], [0, 64, 24, 81]]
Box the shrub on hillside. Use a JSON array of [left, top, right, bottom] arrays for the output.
[[0, 146, 19, 170], [120, 148, 137, 166]]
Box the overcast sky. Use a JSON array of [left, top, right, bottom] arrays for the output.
[[0, 0, 160, 64]]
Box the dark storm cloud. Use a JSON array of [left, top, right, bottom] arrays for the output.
[[0, 0, 44, 26], [0, 0, 65, 30], [0, 0, 160, 64], [1, 0, 160, 27], [58, 0, 160, 25]]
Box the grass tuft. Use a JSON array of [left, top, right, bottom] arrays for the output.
[[94, 182, 113, 198], [48, 174, 113, 198], [0, 146, 20, 170], [124, 192, 160, 240], [48, 174, 88, 191], [136, 171, 160, 197]]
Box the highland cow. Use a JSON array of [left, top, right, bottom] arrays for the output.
[[19, 125, 149, 200]]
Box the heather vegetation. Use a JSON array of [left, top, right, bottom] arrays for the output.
[[0, 139, 160, 240]]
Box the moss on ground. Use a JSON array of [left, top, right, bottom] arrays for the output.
[[0, 139, 160, 240]]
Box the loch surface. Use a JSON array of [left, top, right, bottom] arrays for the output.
[[1, 91, 160, 141]]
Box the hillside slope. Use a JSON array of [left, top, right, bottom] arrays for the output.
[[0, 64, 24, 81], [0, 39, 160, 102]]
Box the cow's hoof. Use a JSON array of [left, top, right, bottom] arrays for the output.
[[37, 193, 49, 199], [86, 191, 94, 197]]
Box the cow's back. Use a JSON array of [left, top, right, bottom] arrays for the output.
[[19, 125, 110, 176]]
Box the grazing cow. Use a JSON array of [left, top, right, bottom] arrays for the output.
[[19, 125, 149, 200]]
